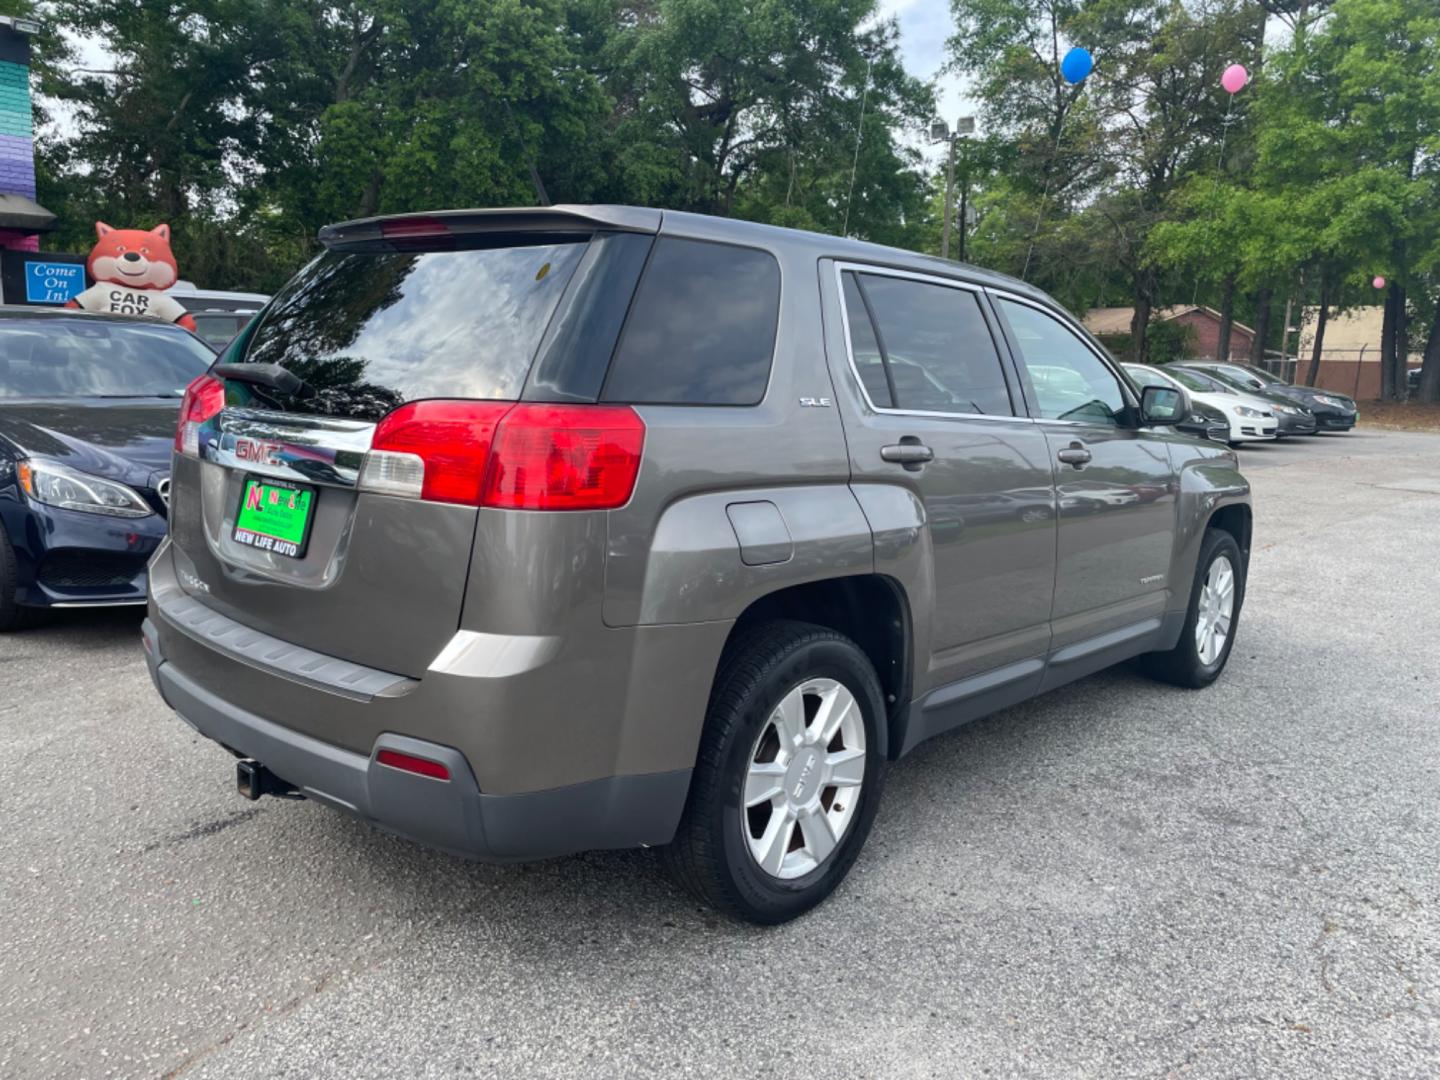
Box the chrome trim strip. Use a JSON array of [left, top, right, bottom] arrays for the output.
[[207, 407, 377, 488], [831, 261, 1036, 425], [49, 599, 147, 609]]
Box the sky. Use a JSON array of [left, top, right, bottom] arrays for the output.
[[879, 0, 978, 165]]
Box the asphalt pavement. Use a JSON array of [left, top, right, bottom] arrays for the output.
[[3, 428, 1439, 1078]]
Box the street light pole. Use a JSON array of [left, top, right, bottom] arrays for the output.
[[932, 116, 975, 263], [941, 135, 956, 261]]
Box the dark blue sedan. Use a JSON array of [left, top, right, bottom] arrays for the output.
[[0, 307, 215, 629]]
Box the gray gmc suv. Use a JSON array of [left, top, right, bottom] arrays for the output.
[[143, 206, 1251, 923]]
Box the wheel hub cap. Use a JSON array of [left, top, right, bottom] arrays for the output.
[[1195, 554, 1236, 666], [743, 678, 866, 881]]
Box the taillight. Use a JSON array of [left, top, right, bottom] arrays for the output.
[[483, 404, 645, 510], [175, 373, 225, 456], [362, 400, 511, 504], [357, 401, 645, 511]]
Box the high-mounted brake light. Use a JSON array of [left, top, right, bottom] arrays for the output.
[[175, 373, 226, 456], [379, 216, 455, 250], [357, 401, 645, 511], [375, 749, 451, 781]]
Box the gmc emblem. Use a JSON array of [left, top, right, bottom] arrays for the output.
[[234, 438, 284, 466]]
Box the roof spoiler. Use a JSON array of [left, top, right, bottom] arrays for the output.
[[318, 205, 663, 251]]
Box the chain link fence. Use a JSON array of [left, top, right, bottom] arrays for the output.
[[1255, 349, 1424, 399]]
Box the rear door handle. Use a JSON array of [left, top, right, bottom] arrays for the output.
[[1056, 443, 1091, 468], [880, 443, 934, 468]]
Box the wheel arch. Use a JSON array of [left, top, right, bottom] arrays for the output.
[[1206, 502, 1252, 564], [719, 573, 912, 760]]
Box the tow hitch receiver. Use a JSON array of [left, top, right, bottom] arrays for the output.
[[236, 759, 303, 801]]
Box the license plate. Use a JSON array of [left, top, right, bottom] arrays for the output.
[[233, 476, 315, 559]]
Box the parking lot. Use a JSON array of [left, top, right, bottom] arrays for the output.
[[2, 428, 1438, 1079]]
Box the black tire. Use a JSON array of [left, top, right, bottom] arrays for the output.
[[0, 524, 36, 632], [662, 620, 886, 924], [1141, 527, 1245, 688]]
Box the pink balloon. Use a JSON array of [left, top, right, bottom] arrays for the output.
[[1221, 64, 1248, 94], [1373, 275, 1386, 289]]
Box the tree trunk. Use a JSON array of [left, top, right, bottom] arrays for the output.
[[1249, 287, 1273, 364], [1216, 274, 1236, 361], [1130, 293, 1152, 363], [1418, 300, 1440, 403], [1305, 273, 1330, 387], [1380, 285, 1397, 401]]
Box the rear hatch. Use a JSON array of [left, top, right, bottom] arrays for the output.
[[166, 208, 658, 677]]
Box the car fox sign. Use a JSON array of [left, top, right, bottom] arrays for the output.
[[66, 222, 197, 332]]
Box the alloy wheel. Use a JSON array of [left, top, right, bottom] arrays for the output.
[[1195, 554, 1236, 666], [742, 678, 866, 880]]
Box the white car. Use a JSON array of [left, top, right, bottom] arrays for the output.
[[1124, 363, 1278, 445]]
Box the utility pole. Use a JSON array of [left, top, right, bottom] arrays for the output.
[[941, 138, 956, 261], [931, 116, 975, 262]]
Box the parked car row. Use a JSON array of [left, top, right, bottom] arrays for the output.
[[1124, 359, 1358, 447]]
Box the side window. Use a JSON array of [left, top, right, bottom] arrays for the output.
[[841, 272, 893, 408], [601, 237, 780, 405], [841, 271, 1014, 416], [998, 299, 1127, 426]]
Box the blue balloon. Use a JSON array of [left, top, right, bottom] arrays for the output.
[[1061, 47, 1093, 84]]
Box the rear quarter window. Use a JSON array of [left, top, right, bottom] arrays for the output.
[[600, 237, 781, 406]]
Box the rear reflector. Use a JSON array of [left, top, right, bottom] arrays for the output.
[[175, 373, 226, 456], [375, 749, 451, 781], [358, 401, 645, 511]]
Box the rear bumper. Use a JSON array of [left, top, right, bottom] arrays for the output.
[[143, 616, 691, 861]]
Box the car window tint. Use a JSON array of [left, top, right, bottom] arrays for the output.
[[602, 238, 780, 405], [840, 272, 893, 408], [1123, 365, 1174, 389], [244, 238, 588, 419], [0, 318, 216, 399], [999, 300, 1125, 425], [847, 273, 1013, 415], [1164, 366, 1217, 393]]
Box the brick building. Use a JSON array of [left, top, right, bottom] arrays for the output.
[[0, 16, 54, 251], [1083, 305, 1256, 360], [1297, 305, 1423, 400]]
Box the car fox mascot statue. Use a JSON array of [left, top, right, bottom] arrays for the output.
[[66, 222, 197, 332]]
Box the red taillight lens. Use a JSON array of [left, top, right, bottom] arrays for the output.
[[368, 400, 511, 505], [379, 216, 455, 250], [359, 401, 645, 511], [175, 373, 226, 455], [375, 749, 450, 781], [483, 404, 645, 511]]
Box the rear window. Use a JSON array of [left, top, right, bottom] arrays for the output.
[[0, 318, 215, 399], [239, 238, 588, 419], [600, 238, 780, 405]]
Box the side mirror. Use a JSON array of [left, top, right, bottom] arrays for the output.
[[1139, 384, 1188, 426]]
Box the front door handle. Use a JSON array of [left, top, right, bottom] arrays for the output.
[[1056, 442, 1091, 468], [880, 441, 934, 469]]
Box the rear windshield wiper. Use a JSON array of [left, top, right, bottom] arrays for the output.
[[213, 363, 316, 400]]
